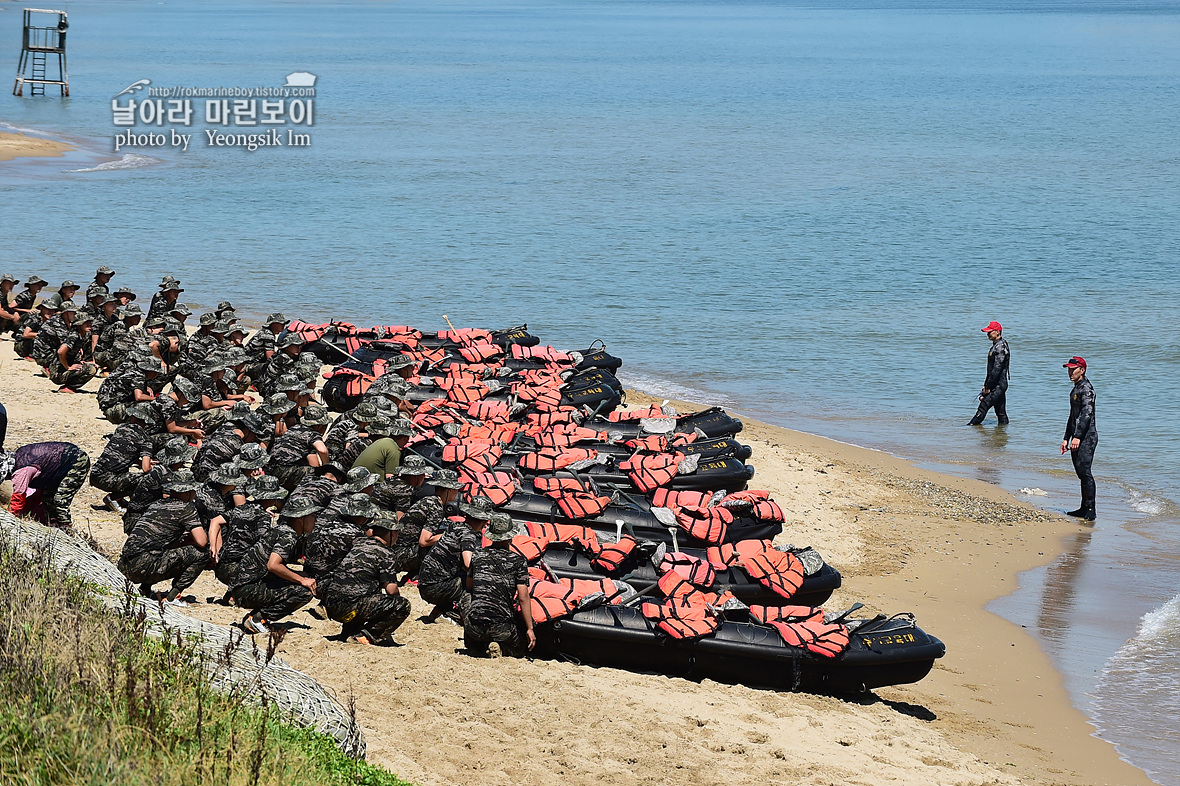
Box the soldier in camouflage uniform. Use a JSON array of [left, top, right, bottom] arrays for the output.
[[266, 404, 331, 490], [48, 312, 98, 393], [122, 438, 196, 533], [391, 466, 462, 584], [88, 295, 120, 361], [117, 470, 210, 606], [149, 376, 205, 449], [89, 402, 156, 511], [98, 357, 162, 423], [190, 402, 255, 481], [371, 451, 429, 515], [243, 312, 288, 380], [178, 313, 219, 377], [260, 393, 297, 439], [319, 512, 411, 645], [235, 442, 269, 478], [147, 279, 183, 321], [231, 514, 315, 636], [112, 284, 137, 307], [45, 280, 79, 310], [32, 299, 76, 369], [211, 474, 286, 592], [195, 463, 249, 543], [417, 495, 492, 623], [13, 300, 55, 359], [91, 265, 115, 296], [304, 492, 377, 579], [80, 286, 106, 321], [278, 461, 347, 542], [256, 333, 304, 398], [0, 274, 21, 334], [12, 274, 48, 315], [94, 304, 143, 372], [366, 372, 415, 417], [464, 513, 535, 658]]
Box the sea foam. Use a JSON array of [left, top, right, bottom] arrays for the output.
[[67, 154, 162, 173]]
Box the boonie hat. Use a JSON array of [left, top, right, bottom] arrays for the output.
[[236, 443, 269, 470], [157, 438, 197, 465], [396, 454, 431, 477], [265, 312, 288, 325], [1, 274, 18, 284], [165, 469, 200, 493], [459, 495, 495, 520], [113, 285, 136, 299], [58, 300, 79, 313], [125, 402, 155, 421], [340, 493, 378, 518], [59, 280, 78, 290], [96, 265, 115, 275], [1063, 356, 1087, 370], [121, 303, 143, 316], [209, 463, 249, 487], [344, 467, 379, 493], [260, 393, 296, 415], [369, 511, 401, 534], [429, 469, 463, 490], [248, 474, 288, 502], [198, 313, 218, 327], [485, 512, 517, 542], [27, 275, 47, 286], [38, 300, 59, 312]]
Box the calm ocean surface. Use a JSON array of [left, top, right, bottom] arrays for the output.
[[3, 0, 1179, 780]]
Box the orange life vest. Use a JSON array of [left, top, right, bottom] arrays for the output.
[[705, 539, 775, 569], [672, 505, 732, 545], [658, 552, 716, 589], [738, 549, 804, 600], [720, 490, 785, 524], [606, 405, 665, 422], [467, 399, 511, 422], [523, 521, 600, 553], [518, 447, 598, 472], [459, 470, 516, 507], [590, 535, 638, 573], [652, 488, 712, 509], [618, 453, 683, 493]]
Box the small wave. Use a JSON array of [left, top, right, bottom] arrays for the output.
[[1126, 488, 1168, 517], [0, 121, 58, 137], [617, 372, 735, 409], [1134, 594, 1180, 644], [67, 153, 162, 173]]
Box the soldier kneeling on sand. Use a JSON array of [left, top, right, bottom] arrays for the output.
[[417, 495, 492, 623], [464, 513, 536, 659], [117, 469, 210, 607], [230, 508, 316, 636], [319, 511, 411, 646]]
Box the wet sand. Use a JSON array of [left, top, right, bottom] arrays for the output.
[[0, 337, 1151, 786], [0, 130, 74, 161]]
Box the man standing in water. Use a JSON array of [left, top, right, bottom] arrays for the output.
[[968, 320, 1010, 426], [1062, 356, 1097, 520]]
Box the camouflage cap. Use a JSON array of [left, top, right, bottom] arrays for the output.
[[235, 443, 269, 470], [202, 357, 229, 374], [485, 512, 518, 542], [265, 312, 287, 325], [101, 295, 119, 306], [168, 303, 193, 317], [38, 300, 59, 312], [222, 347, 249, 366], [27, 275, 47, 286], [260, 393, 296, 415], [1, 273, 19, 284], [316, 459, 348, 477], [217, 301, 234, 312], [159, 275, 178, 287], [458, 495, 495, 520], [209, 462, 249, 487], [370, 375, 411, 398], [301, 404, 332, 427], [368, 511, 402, 534], [144, 317, 166, 329], [211, 320, 231, 333], [277, 333, 305, 349], [240, 413, 274, 439], [429, 469, 463, 490], [160, 281, 183, 292], [396, 454, 432, 477], [156, 438, 197, 465], [96, 265, 115, 275], [164, 469, 200, 493], [344, 467, 380, 493], [120, 303, 143, 317], [170, 376, 201, 401], [223, 401, 253, 422], [340, 493, 378, 518], [137, 357, 164, 373], [124, 402, 156, 421], [198, 313, 218, 327], [58, 300, 79, 313], [383, 353, 416, 371], [274, 375, 305, 393], [86, 285, 106, 301], [113, 285, 136, 299], [350, 401, 380, 423], [280, 495, 323, 518], [59, 280, 79, 290], [247, 474, 288, 502], [74, 312, 95, 326]]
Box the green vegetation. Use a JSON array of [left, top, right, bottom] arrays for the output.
[[0, 539, 411, 786]]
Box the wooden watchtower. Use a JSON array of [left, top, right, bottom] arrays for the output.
[[13, 8, 69, 97]]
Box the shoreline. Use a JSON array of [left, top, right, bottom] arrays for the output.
[[0, 129, 74, 162], [0, 337, 1151, 785]]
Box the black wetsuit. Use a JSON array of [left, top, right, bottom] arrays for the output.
[[969, 337, 1010, 425], [1064, 376, 1098, 516]]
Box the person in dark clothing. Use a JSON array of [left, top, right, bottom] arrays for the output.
[[231, 515, 315, 636], [319, 512, 411, 645], [5, 441, 91, 528], [122, 438, 196, 533], [211, 474, 286, 593], [393, 467, 463, 584], [117, 470, 209, 605], [304, 493, 377, 578], [464, 513, 535, 658], [417, 495, 493, 623], [1061, 356, 1098, 520], [968, 320, 1010, 426], [89, 403, 157, 511]]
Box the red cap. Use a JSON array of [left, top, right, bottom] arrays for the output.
[[981, 321, 1002, 333], [1063, 356, 1087, 369]]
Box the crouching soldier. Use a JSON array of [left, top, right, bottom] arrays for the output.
[[211, 475, 287, 595], [89, 402, 156, 513], [320, 512, 411, 645], [392, 467, 463, 584], [304, 491, 378, 578], [465, 513, 536, 658], [417, 495, 492, 623], [117, 470, 209, 606], [231, 511, 316, 635]]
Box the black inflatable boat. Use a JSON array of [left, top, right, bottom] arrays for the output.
[[534, 606, 945, 694]]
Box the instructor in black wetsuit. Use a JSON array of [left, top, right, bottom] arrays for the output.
[[968, 320, 1010, 426], [1061, 356, 1097, 520]]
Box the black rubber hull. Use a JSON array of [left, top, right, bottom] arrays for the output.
[[534, 606, 945, 694], [587, 407, 743, 440], [540, 546, 842, 607]]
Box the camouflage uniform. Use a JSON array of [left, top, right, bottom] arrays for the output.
[[13, 309, 43, 358], [464, 546, 530, 655], [178, 328, 218, 377], [320, 535, 410, 641], [213, 502, 272, 586], [231, 524, 312, 622], [304, 512, 367, 578], [279, 472, 338, 523], [48, 329, 98, 390], [118, 497, 209, 596], [417, 524, 482, 619], [243, 327, 279, 380], [256, 351, 298, 398], [97, 367, 149, 422], [90, 421, 153, 497], [191, 426, 243, 482], [32, 313, 71, 367], [94, 319, 131, 371], [266, 423, 322, 490], [389, 494, 444, 579]]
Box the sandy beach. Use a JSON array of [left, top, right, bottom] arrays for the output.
[[0, 339, 1151, 786], [0, 130, 74, 162]]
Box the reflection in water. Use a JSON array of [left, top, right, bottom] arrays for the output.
[[1036, 528, 1095, 650], [972, 425, 1010, 485]]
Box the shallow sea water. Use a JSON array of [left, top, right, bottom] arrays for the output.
[[2, 0, 1179, 781]]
